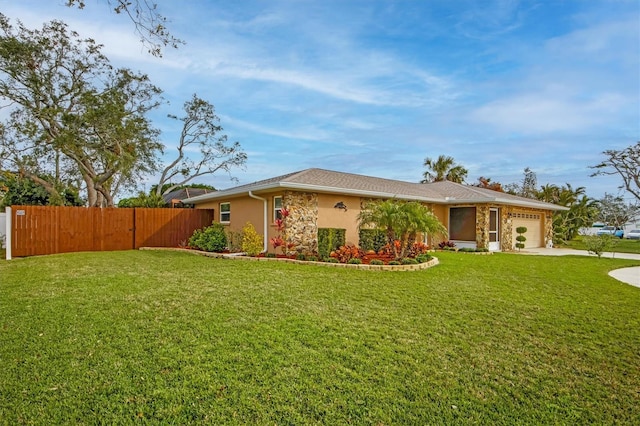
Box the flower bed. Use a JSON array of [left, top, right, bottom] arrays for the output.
[[140, 247, 439, 271]]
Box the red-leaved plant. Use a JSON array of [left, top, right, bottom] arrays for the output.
[[271, 207, 290, 255]]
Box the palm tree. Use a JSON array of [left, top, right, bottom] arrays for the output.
[[358, 199, 447, 259], [537, 183, 597, 243], [421, 155, 468, 183]]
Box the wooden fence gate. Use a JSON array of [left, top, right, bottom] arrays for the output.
[[9, 206, 214, 257]]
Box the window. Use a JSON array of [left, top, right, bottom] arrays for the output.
[[489, 209, 499, 242], [449, 207, 476, 241], [274, 196, 283, 221], [220, 202, 230, 223]]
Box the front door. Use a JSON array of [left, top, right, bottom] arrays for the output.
[[489, 208, 500, 251]]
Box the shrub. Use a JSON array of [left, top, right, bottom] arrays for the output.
[[378, 243, 393, 256], [358, 229, 387, 252], [369, 259, 384, 265], [266, 252, 276, 258], [388, 260, 400, 265], [401, 258, 418, 265], [241, 222, 263, 256], [415, 254, 432, 263], [317, 228, 346, 259], [306, 255, 318, 262], [296, 253, 306, 261], [226, 229, 244, 253], [476, 247, 489, 252], [347, 258, 362, 264], [408, 241, 430, 257], [515, 226, 527, 251], [438, 241, 456, 249], [583, 234, 616, 258], [188, 229, 203, 248], [189, 223, 228, 252], [326, 257, 339, 263], [332, 245, 363, 263]]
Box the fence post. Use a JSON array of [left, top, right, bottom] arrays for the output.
[[5, 206, 11, 260]]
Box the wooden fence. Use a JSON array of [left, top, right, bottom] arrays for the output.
[[9, 205, 214, 257]]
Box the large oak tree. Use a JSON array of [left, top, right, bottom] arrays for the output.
[[0, 16, 163, 206]]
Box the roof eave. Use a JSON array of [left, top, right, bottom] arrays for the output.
[[184, 181, 444, 204], [184, 182, 568, 211], [444, 197, 569, 211]]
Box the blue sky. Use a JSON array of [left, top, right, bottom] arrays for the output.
[[1, 0, 638, 200]]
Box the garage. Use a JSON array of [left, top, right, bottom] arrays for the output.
[[512, 212, 543, 248]]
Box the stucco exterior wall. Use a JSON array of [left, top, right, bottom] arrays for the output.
[[195, 196, 263, 234], [317, 194, 363, 245]]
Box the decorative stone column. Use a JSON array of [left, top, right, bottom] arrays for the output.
[[501, 207, 514, 251], [475, 204, 490, 249], [544, 212, 554, 247], [283, 191, 319, 254]]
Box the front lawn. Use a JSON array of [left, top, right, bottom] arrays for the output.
[[561, 235, 640, 254], [1, 250, 639, 424]]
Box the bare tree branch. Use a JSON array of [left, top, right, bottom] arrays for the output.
[[155, 94, 247, 196], [66, 0, 184, 57], [591, 142, 640, 202]]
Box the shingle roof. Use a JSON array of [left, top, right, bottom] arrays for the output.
[[162, 187, 214, 204], [183, 168, 566, 210]]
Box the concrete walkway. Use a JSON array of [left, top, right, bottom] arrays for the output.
[[513, 248, 640, 288]]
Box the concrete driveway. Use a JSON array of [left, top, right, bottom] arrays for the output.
[[512, 248, 640, 288]]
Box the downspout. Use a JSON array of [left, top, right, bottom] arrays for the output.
[[248, 191, 268, 253]]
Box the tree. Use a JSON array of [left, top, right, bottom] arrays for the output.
[[358, 199, 447, 260], [421, 155, 468, 183], [537, 183, 598, 243], [153, 94, 246, 198], [116, 191, 165, 208], [504, 167, 538, 199], [0, 171, 83, 208], [0, 16, 163, 207], [473, 176, 504, 192], [66, 0, 184, 57], [591, 142, 640, 202], [596, 193, 640, 227]]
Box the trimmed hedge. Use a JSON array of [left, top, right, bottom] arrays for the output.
[[318, 228, 346, 259], [359, 229, 387, 252]]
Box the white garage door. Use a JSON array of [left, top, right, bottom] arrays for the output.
[[512, 213, 542, 248]]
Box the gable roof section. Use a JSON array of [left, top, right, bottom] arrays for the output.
[[183, 168, 567, 211]]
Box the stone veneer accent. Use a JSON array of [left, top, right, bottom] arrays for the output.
[[475, 204, 490, 250], [544, 211, 553, 247], [501, 207, 514, 251], [283, 190, 319, 254]]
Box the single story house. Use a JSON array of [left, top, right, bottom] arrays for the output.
[[183, 168, 568, 253]]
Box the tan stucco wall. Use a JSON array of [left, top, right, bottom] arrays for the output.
[[195, 195, 265, 234], [317, 194, 363, 245]]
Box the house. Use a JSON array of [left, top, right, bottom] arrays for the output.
[[162, 187, 215, 208], [182, 168, 568, 253]]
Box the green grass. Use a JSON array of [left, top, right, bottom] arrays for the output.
[[560, 235, 640, 254], [1, 250, 639, 424]]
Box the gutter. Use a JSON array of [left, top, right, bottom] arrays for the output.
[[248, 191, 268, 253]]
